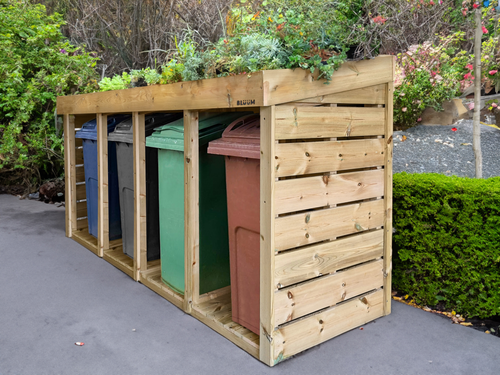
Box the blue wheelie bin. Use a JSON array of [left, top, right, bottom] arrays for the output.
[[76, 115, 130, 240]]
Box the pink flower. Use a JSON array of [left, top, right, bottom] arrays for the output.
[[417, 118, 422, 122], [466, 64, 474, 70], [402, 107, 407, 112], [464, 72, 472, 79], [468, 102, 475, 110], [483, 26, 488, 34], [473, 3, 479, 9], [489, 70, 498, 75], [492, 103, 498, 108]]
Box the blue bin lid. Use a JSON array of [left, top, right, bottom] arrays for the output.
[[146, 112, 253, 151], [108, 113, 182, 144], [75, 115, 131, 141]]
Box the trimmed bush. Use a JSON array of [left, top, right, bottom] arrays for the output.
[[393, 173, 500, 318]]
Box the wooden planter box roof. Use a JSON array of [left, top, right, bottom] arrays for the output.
[[57, 56, 393, 114]]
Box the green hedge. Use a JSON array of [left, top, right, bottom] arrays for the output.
[[393, 173, 500, 318]]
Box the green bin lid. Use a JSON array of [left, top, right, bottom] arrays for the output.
[[146, 112, 252, 151]]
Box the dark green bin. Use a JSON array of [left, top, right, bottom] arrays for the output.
[[146, 112, 250, 295]]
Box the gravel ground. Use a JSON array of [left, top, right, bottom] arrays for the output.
[[393, 120, 500, 178]]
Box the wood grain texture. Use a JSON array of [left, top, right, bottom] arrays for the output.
[[275, 138, 385, 177], [275, 199, 385, 251], [133, 113, 147, 280], [184, 110, 200, 313], [75, 184, 86, 201], [97, 114, 109, 258], [275, 259, 384, 325], [275, 106, 385, 140], [263, 56, 394, 106], [275, 169, 385, 215], [259, 106, 277, 366], [275, 230, 384, 288], [296, 84, 387, 105], [103, 248, 134, 279], [63, 114, 76, 237], [57, 72, 265, 114], [384, 81, 394, 315], [274, 289, 384, 362], [76, 201, 87, 219], [139, 265, 184, 310]]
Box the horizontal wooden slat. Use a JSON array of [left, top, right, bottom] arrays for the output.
[[275, 106, 385, 140], [275, 230, 384, 287], [76, 218, 88, 230], [76, 166, 85, 183], [76, 184, 86, 201], [74, 114, 96, 128], [75, 148, 84, 164], [275, 259, 383, 325], [274, 199, 384, 251], [297, 84, 387, 105], [264, 56, 394, 106], [57, 72, 265, 114], [274, 289, 384, 361], [275, 138, 385, 177], [76, 201, 87, 219], [275, 169, 384, 215]]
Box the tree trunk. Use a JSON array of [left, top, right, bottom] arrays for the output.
[[473, 8, 483, 179]]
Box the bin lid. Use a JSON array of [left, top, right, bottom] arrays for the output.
[[207, 114, 260, 160], [108, 113, 182, 144], [146, 112, 252, 151], [75, 115, 131, 141]]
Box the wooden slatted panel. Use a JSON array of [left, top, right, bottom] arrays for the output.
[[273, 289, 384, 361], [75, 147, 84, 164], [275, 169, 384, 215], [274, 260, 383, 325], [274, 230, 384, 288], [275, 138, 385, 178], [75, 165, 85, 183], [76, 184, 86, 201], [64, 114, 76, 237], [275, 106, 385, 140], [296, 84, 387, 105], [275, 199, 384, 251], [75, 138, 83, 147], [76, 201, 87, 219], [76, 218, 88, 230]]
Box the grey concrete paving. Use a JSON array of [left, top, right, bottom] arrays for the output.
[[1, 193, 499, 375]]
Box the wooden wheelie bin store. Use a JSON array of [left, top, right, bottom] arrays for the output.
[[58, 55, 394, 366]]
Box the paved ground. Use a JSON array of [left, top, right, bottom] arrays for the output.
[[1, 193, 499, 375]]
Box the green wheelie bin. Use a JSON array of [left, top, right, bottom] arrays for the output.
[[145, 112, 251, 295]]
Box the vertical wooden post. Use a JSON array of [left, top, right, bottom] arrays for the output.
[[383, 81, 394, 316], [260, 106, 277, 366], [133, 112, 147, 281], [183, 110, 200, 313], [64, 114, 77, 237], [97, 113, 109, 258]]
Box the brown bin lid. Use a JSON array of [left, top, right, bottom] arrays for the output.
[[207, 114, 260, 159]]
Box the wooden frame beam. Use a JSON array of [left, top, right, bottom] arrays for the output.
[[133, 112, 147, 281], [64, 114, 77, 237], [260, 106, 276, 366], [383, 81, 394, 315], [184, 110, 200, 313], [97, 113, 109, 258]]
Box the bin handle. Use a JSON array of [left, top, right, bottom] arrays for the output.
[[222, 114, 260, 136]]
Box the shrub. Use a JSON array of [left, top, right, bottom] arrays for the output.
[[393, 173, 500, 318], [0, 0, 98, 188]]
